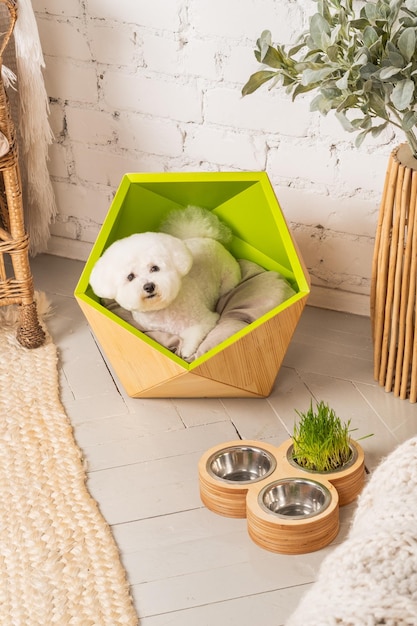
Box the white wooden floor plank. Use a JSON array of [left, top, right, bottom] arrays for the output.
[[171, 398, 231, 427], [113, 504, 353, 589], [284, 341, 376, 385], [138, 585, 311, 626], [83, 420, 238, 471], [355, 381, 417, 444], [87, 451, 206, 524], [220, 397, 290, 441], [130, 548, 332, 617]]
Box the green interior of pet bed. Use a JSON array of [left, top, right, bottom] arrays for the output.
[[77, 172, 308, 289]]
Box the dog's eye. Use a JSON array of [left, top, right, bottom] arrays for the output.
[[150, 265, 160, 273], [127, 273, 135, 282]]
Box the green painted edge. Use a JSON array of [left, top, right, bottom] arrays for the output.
[[121, 171, 265, 184], [258, 174, 310, 292], [74, 175, 132, 296]]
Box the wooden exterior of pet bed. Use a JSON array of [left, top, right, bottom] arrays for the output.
[[75, 172, 310, 398], [0, 0, 44, 349]]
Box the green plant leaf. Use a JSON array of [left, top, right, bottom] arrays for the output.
[[321, 86, 343, 99], [368, 38, 384, 60], [354, 52, 370, 67], [353, 44, 370, 61], [350, 117, 367, 129], [350, 17, 372, 30], [361, 114, 372, 129], [402, 109, 417, 130], [388, 0, 404, 25], [335, 110, 355, 131], [241, 70, 278, 96], [288, 42, 308, 56], [397, 27, 416, 62], [386, 42, 405, 67], [391, 78, 415, 109], [360, 62, 380, 79], [309, 13, 331, 49], [336, 93, 360, 112], [310, 93, 334, 114], [355, 128, 369, 147], [258, 30, 272, 62], [370, 121, 388, 136], [380, 65, 402, 79], [301, 66, 336, 85], [292, 82, 322, 99], [335, 70, 349, 89], [363, 78, 374, 92], [326, 44, 341, 62], [317, 0, 333, 23], [363, 25, 379, 47], [255, 45, 285, 69], [406, 0, 417, 13], [367, 91, 390, 118], [364, 2, 378, 24], [401, 14, 417, 26]]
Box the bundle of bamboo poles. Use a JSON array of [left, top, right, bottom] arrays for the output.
[[371, 143, 417, 402]]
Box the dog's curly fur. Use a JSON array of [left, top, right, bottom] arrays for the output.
[[89, 206, 241, 360]]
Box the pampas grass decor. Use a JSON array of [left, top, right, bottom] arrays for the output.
[[13, 0, 57, 254]]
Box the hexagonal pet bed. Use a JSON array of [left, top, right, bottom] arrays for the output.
[[75, 172, 310, 398]]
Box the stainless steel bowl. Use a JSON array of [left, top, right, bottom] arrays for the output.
[[259, 478, 332, 519], [207, 445, 277, 484]]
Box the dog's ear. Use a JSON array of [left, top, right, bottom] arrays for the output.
[[89, 249, 119, 299], [170, 239, 193, 276]]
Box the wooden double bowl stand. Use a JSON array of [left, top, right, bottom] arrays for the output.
[[198, 438, 365, 555]]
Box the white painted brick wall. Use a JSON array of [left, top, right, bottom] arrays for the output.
[[43, 57, 98, 102], [34, 0, 82, 17], [88, 23, 138, 67], [31, 0, 404, 313], [185, 126, 267, 170]]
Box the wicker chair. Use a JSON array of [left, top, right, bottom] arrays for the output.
[[0, 0, 45, 348]]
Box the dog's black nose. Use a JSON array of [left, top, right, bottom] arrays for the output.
[[143, 282, 155, 294]]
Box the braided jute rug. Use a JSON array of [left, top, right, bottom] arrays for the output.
[[0, 296, 139, 625]]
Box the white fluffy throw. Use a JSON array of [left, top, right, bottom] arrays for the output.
[[286, 436, 417, 626]]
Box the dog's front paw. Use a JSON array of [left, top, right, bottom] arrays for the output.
[[179, 318, 219, 360], [178, 333, 201, 360]]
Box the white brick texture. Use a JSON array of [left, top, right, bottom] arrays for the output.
[[36, 17, 91, 61], [32, 0, 82, 17], [33, 0, 401, 312], [101, 73, 203, 123]]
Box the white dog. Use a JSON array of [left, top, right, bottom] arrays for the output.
[[89, 206, 241, 360]]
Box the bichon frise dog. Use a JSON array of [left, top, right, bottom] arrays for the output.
[[89, 206, 241, 360]]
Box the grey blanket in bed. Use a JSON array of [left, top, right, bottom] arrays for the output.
[[102, 260, 296, 362]]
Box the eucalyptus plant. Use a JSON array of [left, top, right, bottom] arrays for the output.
[[242, 0, 417, 157]]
